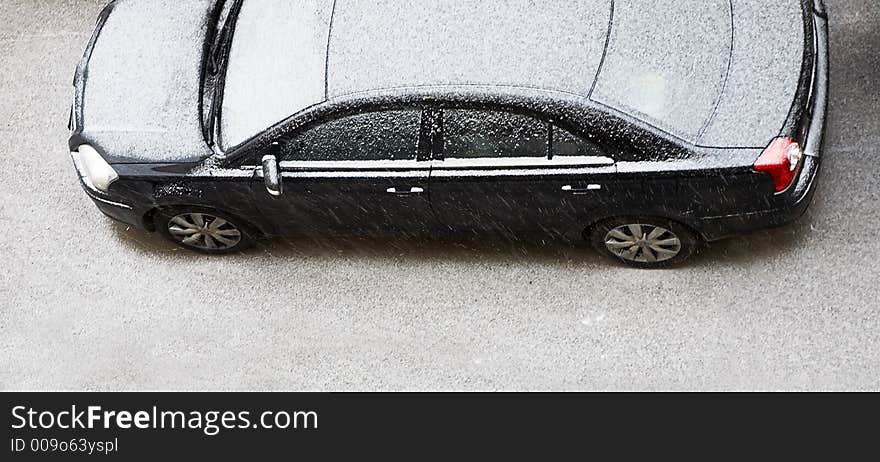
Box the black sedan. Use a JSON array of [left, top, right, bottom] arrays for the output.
[[68, 0, 828, 268]]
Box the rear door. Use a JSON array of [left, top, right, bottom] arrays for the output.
[[428, 108, 618, 240], [255, 108, 439, 238]]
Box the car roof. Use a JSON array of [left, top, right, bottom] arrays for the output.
[[221, 0, 612, 148], [326, 0, 612, 99], [220, 0, 806, 150]]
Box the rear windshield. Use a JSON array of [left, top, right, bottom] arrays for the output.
[[590, 0, 732, 142]]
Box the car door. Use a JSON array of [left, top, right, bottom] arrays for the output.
[[428, 108, 618, 240], [254, 108, 439, 238]]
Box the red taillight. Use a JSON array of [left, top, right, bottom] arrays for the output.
[[753, 137, 803, 192]]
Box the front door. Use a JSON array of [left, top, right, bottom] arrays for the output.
[[256, 108, 438, 238]]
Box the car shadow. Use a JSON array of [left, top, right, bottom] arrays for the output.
[[108, 219, 601, 266], [107, 209, 818, 269], [690, 207, 819, 267]]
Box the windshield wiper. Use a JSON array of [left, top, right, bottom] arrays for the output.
[[204, 0, 244, 148]]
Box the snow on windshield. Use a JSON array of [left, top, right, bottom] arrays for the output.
[[591, 0, 733, 143], [220, 0, 333, 149]]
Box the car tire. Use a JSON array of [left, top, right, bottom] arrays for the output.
[[155, 206, 256, 254], [588, 217, 700, 268]]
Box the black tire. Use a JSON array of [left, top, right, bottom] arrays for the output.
[[155, 206, 256, 254], [588, 216, 700, 268]]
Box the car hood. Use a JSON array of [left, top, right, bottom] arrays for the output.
[[71, 0, 217, 164]]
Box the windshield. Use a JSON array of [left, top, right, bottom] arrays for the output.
[[219, 0, 334, 149]]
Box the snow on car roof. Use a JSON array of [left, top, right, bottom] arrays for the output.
[[220, 0, 805, 149], [220, 0, 611, 148], [326, 0, 612, 98]]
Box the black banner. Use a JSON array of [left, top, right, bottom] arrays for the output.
[[2, 393, 877, 459]]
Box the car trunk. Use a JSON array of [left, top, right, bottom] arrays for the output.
[[590, 0, 810, 149]]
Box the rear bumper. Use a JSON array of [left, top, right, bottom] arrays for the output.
[[698, 156, 820, 241], [698, 8, 828, 242]]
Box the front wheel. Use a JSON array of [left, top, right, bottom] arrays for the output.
[[588, 217, 700, 268], [155, 207, 255, 254]]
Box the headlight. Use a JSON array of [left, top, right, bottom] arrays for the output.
[[72, 144, 118, 193]]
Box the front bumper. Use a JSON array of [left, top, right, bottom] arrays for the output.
[[699, 8, 828, 242], [89, 193, 147, 229], [70, 151, 149, 229]]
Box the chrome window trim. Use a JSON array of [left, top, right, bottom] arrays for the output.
[[433, 156, 615, 169], [432, 165, 616, 178], [280, 170, 427, 179], [272, 157, 616, 178], [278, 159, 426, 171]]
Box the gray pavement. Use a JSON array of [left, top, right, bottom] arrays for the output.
[[1, 0, 878, 390]]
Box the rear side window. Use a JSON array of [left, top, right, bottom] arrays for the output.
[[551, 125, 606, 158], [442, 110, 549, 159], [282, 110, 421, 162]]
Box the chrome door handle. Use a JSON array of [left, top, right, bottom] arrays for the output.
[[562, 184, 601, 193], [386, 187, 425, 195]]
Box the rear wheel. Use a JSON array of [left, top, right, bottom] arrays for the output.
[[155, 207, 255, 254], [588, 217, 699, 268]]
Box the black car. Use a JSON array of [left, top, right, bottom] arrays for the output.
[[68, 0, 829, 267]]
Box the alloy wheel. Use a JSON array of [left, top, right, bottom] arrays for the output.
[[604, 224, 682, 263], [167, 213, 242, 251]]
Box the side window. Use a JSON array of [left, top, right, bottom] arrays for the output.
[[442, 109, 549, 159], [551, 125, 607, 158], [282, 110, 421, 162]]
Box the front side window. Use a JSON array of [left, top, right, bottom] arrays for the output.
[[281, 110, 422, 162], [442, 109, 549, 159]]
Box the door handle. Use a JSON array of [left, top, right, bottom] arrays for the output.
[[562, 184, 601, 194], [386, 187, 425, 195]]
